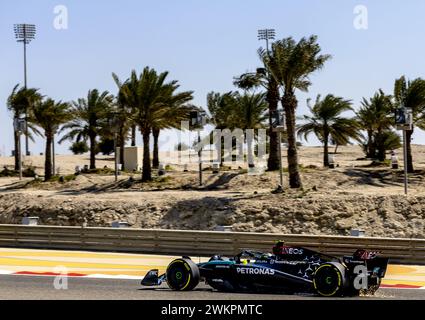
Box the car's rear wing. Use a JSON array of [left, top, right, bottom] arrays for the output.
[[343, 250, 390, 278]]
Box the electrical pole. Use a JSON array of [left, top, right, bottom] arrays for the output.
[[190, 110, 205, 187], [396, 105, 412, 195]]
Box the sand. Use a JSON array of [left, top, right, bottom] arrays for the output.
[[0, 145, 424, 237]]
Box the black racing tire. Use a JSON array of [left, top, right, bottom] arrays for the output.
[[313, 262, 348, 297], [166, 258, 200, 291]]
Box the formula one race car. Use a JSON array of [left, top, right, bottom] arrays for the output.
[[141, 241, 389, 297]]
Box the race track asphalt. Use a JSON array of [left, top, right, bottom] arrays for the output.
[[0, 275, 423, 300]]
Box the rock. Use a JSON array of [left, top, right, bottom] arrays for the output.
[[0, 191, 424, 238], [335, 218, 355, 230]]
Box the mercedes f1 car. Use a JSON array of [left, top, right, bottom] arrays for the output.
[[141, 241, 389, 297]]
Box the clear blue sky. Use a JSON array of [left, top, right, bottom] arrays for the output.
[[1, 0, 425, 156]]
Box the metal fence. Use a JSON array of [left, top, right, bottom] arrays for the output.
[[0, 225, 424, 264]]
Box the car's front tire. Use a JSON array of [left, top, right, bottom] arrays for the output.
[[166, 258, 200, 291]]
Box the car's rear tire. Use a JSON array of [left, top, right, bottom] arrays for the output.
[[313, 262, 348, 297], [166, 258, 200, 291]]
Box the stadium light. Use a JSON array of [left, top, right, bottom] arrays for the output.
[[14, 23, 36, 156], [258, 29, 275, 52], [258, 28, 284, 193], [14, 24, 36, 89]]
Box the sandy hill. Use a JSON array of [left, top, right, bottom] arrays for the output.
[[0, 145, 424, 238]]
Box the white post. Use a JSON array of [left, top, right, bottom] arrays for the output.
[[18, 133, 22, 180], [114, 133, 118, 182], [278, 131, 283, 187], [403, 129, 408, 195]]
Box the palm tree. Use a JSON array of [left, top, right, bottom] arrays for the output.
[[234, 67, 281, 171], [297, 94, 360, 167], [59, 89, 114, 169], [207, 92, 239, 130], [7, 85, 42, 170], [32, 99, 72, 181], [207, 92, 268, 167], [356, 90, 394, 161], [260, 35, 331, 188], [394, 76, 425, 172], [118, 67, 179, 182], [112, 74, 137, 168], [357, 99, 380, 159], [373, 131, 402, 161], [152, 83, 193, 169], [234, 93, 268, 168], [207, 92, 240, 164]]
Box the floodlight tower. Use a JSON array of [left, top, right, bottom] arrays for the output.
[[258, 29, 284, 192], [14, 23, 36, 156], [258, 29, 275, 53]]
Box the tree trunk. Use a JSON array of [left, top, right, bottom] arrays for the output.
[[377, 148, 386, 162], [118, 129, 125, 170], [375, 129, 384, 162], [89, 133, 97, 170], [131, 125, 136, 147], [52, 135, 56, 176], [214, 131, 222, 165], [142, 129, 152, 182], [14, 128, 20, 171], [406, 129, 414, 173], [323, 131, 329, 167], [152, 128, 160, 169], [246, 130, 255, 168], [45, 132, 53, 181], [367, 130, 374, 158], [377, 132, 386, 162], [282, 92, 302, 189], [267, 79, 280, 171]]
